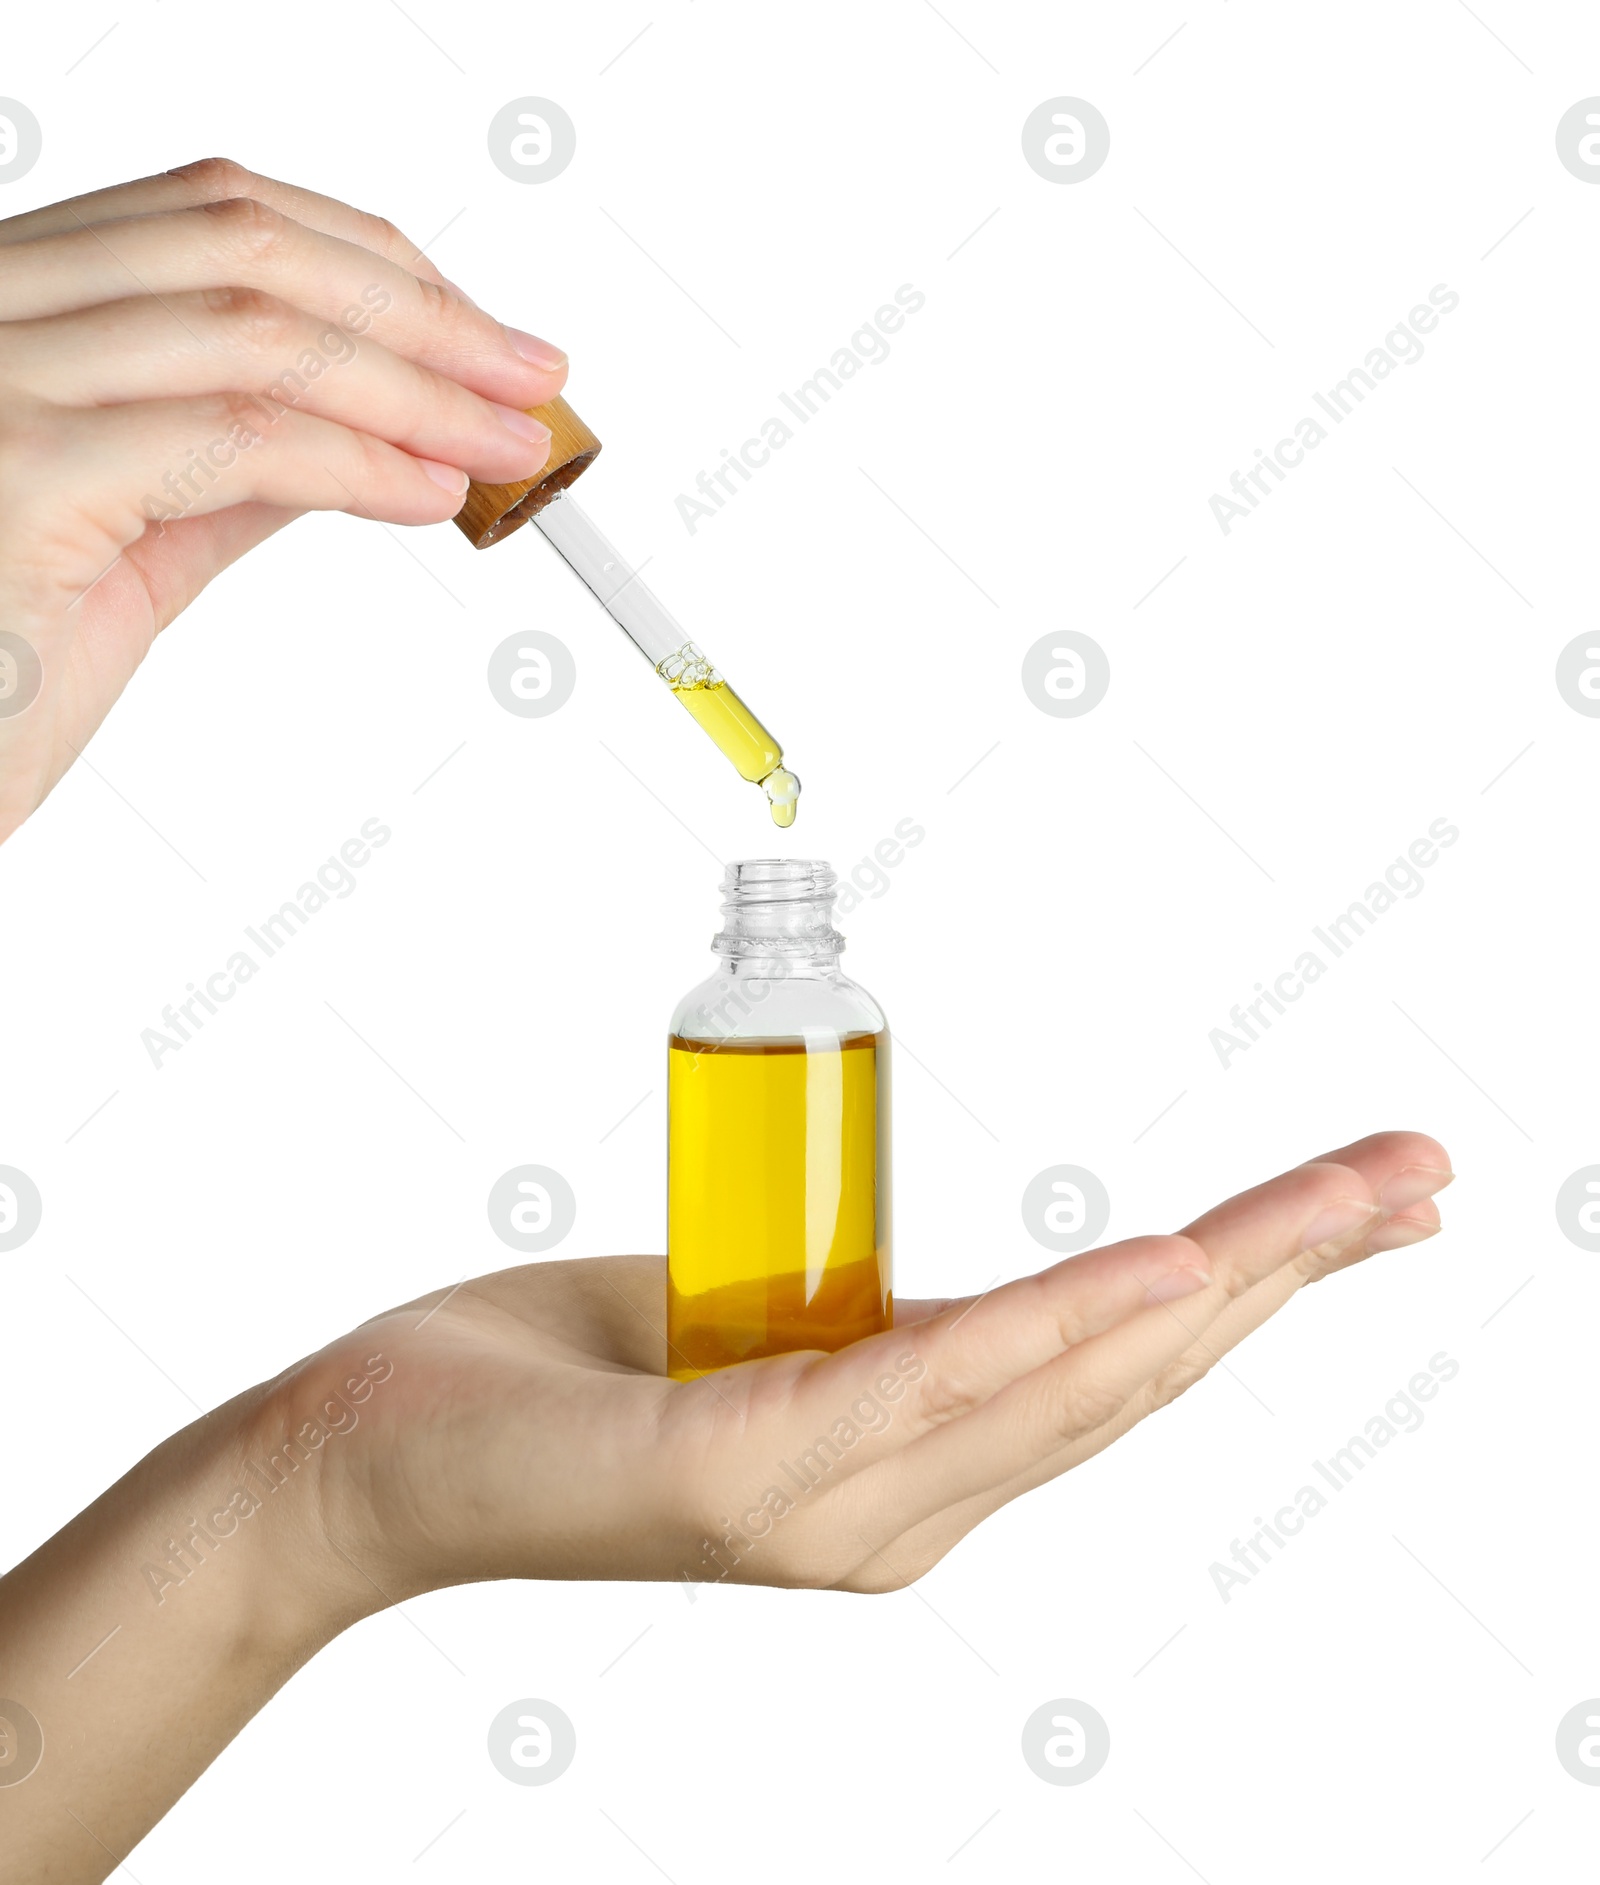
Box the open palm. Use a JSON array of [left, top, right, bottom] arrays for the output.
[[282, 1130, 1452, 1605]]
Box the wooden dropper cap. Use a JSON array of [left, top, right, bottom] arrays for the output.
[[452, 395, 602, 549]]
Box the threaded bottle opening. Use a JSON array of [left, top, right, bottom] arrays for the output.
[[722, 858, 835, 901], [713, 859, 844, 956]]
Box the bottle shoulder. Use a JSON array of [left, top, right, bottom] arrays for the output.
[[670, 964, 887, 1044]]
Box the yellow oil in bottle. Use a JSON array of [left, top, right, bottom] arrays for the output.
[[667, 1031, 891, 1379], [658, 644, 800, 828]]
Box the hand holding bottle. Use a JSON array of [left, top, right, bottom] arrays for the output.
[[0, 1129, 1450, 1881], [0, 158, 567, 843]]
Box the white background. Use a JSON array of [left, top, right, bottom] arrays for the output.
[[3, 2, 1597, 1877]]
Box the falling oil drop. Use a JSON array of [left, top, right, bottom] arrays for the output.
[[762, 767, 800, 828]]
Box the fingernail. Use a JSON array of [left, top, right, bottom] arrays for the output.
[[1298, 1199, 1380, 1252], [1377, 1166, 1455, 1215], [1366, 1216, 1440, 1253], [492, 404, 553, 447], [420, 459, 469, 494], [506, 328, 567, 372], [1143, 1264, 1213, 1303]]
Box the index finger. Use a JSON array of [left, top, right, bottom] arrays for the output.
[[0, 158, 453, 286], [1304, 1129, 1454, 1213], [0, 201, 564, 408]]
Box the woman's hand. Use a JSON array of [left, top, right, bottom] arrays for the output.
[[0, 1128, 1452, 1881], [298, 1128, 1452, 1596], [0, 158, 566, 842]]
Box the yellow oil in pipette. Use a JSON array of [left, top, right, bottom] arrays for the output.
[[533, 497, 801, 826], [656, 642, 800, 828]]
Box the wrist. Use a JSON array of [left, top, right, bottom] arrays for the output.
[[0, 1361, 396, 1877], [60, 1388, 372, 1676], [219, 1345, 405, 1652]]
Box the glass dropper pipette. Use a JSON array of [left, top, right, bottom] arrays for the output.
[[533, 494, 799, 828]]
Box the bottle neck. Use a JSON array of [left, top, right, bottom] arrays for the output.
[[711, 859, 844, 966], [717, 953, 839, 977]]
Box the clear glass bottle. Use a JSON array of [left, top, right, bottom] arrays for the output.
[[667, 859, 891, 1380]]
